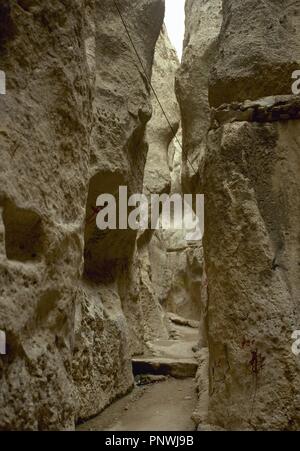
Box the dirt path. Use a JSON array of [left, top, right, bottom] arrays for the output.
[[77, 378, 197, 432]]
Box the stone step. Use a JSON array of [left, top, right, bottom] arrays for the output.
[[132, 357, 198, 379], [146, 340, 197, 360]]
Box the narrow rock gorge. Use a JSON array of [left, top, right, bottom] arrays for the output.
[[1, 0, 300, 432]]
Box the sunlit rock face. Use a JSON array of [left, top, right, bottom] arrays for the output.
[[178, 0, 300, 431], [0, 0, 164, 430]]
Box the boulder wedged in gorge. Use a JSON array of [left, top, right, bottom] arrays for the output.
[[0, 0, 164, 430], [178, 0, 300, 431]]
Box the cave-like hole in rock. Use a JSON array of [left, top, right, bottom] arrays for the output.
[[83, 172, 137, 283], [3, 202, 44, 262]]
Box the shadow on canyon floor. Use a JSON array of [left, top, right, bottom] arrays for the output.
[[77, 319, 199, 431], [77, 378, 197, 432]]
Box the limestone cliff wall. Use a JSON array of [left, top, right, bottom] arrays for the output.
[[0, 0, 93, 431], [73, 0, 164, 422], [209, 0, 300, 107], [178, 0, 300, 431], [0, 0, 164, 430]]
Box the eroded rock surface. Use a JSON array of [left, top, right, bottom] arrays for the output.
[[73, 0, 164, 422], [0, 0, 93, 431], [176, 0, 222, 192], [0, 0, 164, 430], [143, 25, 180, 196], [203, 120, 300, 431], [178, 0, 300, 431], [209, 0, 300, 107], [133, 26, 181, 345]]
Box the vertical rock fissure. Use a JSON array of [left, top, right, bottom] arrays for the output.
[[74, 11, 205, 431]]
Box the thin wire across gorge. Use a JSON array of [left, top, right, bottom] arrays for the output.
[[113, 0, 199, 177]]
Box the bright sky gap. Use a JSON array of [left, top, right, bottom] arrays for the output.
[[164, 0, 185, 60]]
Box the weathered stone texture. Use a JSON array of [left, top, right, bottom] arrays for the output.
[[144, 25, 180, 196], [0, 0, 93, 431], [176, 0, 222, 192], [209, 0, 300, 107], [0, 0, 164, 430], [204, 121, 300, 430], [178, 0, 300, 431], [73, 0, 165, 422]]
